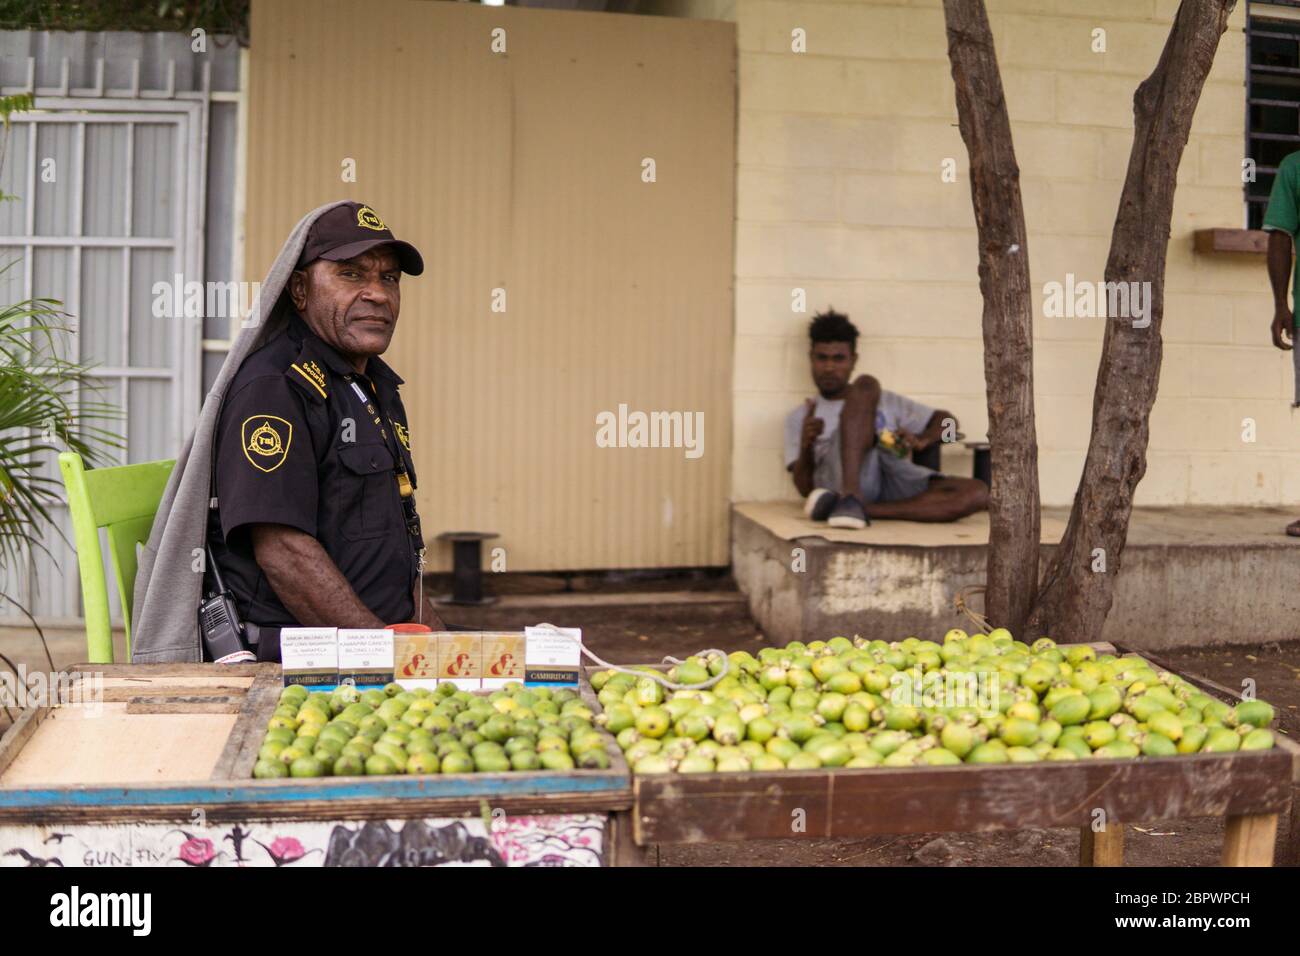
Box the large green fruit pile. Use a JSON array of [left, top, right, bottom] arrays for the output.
[[252, 681, 612, 779], [592, 630, 1278, 774]]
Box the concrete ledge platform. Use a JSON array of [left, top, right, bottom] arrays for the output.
[[731, 501, 1300, 651]]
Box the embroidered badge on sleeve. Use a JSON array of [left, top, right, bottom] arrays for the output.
[[242, 415, 293, 473]]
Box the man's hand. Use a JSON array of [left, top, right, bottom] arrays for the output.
[[902, 411, 957, 456], [896, 428, 933, 453], [799, 398, 824, 455], [1272, 305, 1294, 351]]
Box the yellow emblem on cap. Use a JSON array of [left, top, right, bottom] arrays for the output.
[[357, 205, 387, 231], [241, 415, 293, 473]]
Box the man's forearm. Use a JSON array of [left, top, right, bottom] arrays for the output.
[[1268, 229, 1293, 308], [251, 524, 384, 628], [791, 450, 816, 497]]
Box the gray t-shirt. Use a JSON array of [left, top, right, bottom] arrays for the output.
[[784, 390, 935, 484]]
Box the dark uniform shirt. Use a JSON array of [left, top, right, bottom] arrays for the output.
[[208, 312, 423, 630]]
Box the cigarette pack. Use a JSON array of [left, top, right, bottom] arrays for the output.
[[436, 631, 482, 690], [279, 627, 339, 689], [394, 632, 439, 691], [481, 632, 526, 689], [524, 625, 582, 686], [337, 628, 395, 689]]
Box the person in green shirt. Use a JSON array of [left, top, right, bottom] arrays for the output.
[[1264, 150, 1300, 535]]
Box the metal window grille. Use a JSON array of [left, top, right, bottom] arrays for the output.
[[1246, 2, 1300, 227]]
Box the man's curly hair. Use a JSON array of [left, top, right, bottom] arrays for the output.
[[808, 309, 859, 351]]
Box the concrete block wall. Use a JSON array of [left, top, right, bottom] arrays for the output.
[[648, 0, 1300, 508]]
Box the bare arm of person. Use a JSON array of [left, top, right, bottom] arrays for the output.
[[790, 398, 822, 497], [1268, 229, 1294, 351], [250, 523, 385, 628], [904, 410, 957, 452]]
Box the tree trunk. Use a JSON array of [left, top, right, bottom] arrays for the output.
[[1026, 0, 1238, 641], [942, 0, 1040, 636]]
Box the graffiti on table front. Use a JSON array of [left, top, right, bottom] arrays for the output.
[[0, 813, 605, 867]]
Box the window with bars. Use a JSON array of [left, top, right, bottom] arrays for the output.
[[1247, 4, 1300, 228]]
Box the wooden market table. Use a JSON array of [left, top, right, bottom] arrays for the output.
[[598, 645, 1300, 868], [0, 664, 632, 867], [5, 647, 1295, 868]]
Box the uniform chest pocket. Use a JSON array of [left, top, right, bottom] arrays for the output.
[[337, 442, 398, 541]]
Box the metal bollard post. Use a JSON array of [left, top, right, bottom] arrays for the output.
[[435, 530, 500, 605]]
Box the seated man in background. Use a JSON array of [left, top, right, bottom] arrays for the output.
[[784, 310, 988, 529]]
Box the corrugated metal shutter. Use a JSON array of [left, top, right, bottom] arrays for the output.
[[247, 1, 736, 573]]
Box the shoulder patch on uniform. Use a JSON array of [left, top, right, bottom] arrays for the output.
[[288, 360, 328, 400], [242, 415, 293, 472], [392, 420, 411, 451]]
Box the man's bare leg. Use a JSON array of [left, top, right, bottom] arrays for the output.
[[837, 374, 881, 497], [865, 477, 989, 523]]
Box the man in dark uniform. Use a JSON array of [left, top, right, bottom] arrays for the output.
[[208, 201, 445, 661]]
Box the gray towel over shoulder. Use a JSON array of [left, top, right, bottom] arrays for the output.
[[130, 200, 354, 662]]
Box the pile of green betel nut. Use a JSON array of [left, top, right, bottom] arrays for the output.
[[592, 630, 1278, 774], [252, 681, 612, 779]]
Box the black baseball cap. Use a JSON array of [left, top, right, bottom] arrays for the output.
[[297, 201, 424, 276]]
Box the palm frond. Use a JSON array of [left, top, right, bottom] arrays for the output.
[[0, 293, 124, 577]]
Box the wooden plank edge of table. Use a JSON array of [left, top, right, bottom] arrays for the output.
[[0, 704, 49, 779], [123, 696, 244, 715], [209, 670, 285, 781], [0, 792, 633, 827], [629, 747, 1292, 841], [72, 662, 273, 678], [0, 767, 633, 823]]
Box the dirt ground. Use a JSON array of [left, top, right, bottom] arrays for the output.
[[444, 571, 1300, 867]]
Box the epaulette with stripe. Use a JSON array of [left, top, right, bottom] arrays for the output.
[[286, 358, 328, 401]]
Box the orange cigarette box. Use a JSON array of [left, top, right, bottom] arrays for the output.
[[436, 631, 482, 690], [481, 632, 526, 689], [394, 632, 439, 691]]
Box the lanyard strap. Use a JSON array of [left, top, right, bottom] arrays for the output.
[[346, 374, 421, 539], [346, 375, 411, 493]]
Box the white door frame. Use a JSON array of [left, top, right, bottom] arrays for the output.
[[0, 96, 206, 624]]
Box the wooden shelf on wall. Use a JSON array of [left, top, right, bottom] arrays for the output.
[[1193, 228, 1270, 255]]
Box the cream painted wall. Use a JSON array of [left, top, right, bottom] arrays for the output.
[[654, 0, 1291, 507]]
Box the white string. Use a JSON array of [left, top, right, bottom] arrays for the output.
[[531, 622, 731, 691], [417, 548, 426, 625]]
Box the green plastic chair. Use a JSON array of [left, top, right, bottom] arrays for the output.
[[58, 452, 175, 663]]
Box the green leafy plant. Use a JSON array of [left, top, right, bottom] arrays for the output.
[[0, 2, 249, 43], [0, 283, 123, 571], [0, 93, 32, 203], [0, 292, 123, 721]]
